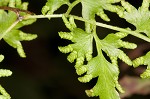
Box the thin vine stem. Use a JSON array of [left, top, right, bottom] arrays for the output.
[[65, 0, 81, 15], [24, 14, 63, 19], [24, 14, 150, 42]]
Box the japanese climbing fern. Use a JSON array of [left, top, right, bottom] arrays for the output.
[[0, 0, 150, 99]]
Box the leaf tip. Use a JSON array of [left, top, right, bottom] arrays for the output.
[[78, 74, 92, 83], [85, 89, 94, 97]]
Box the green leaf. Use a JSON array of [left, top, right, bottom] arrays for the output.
[[81, 0, 123, 20], [81, 0, 124, 32], [59, 28, 93, 66], [101, 32, 137, 66], [59, 15, 93, 67], [121, 0, 150, 37], [133, 51, 150, 79], [42, 0, 70, 15], [78, 52, 121, 99], [0, 0, 37, 57]]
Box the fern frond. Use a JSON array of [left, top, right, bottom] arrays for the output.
[[59, 14, 128, 99], [78, 53, 122, 99], [34, 0, 150, 99], [59, 15, 93, 66], [0, 0, 37, 57]]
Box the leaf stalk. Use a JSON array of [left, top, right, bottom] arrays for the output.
[[65, 0, 81, 15], [24, 14, 150, 42], [0, 20, 19, 40]]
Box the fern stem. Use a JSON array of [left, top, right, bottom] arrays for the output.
[[93, 26, 103, 55], [25, 14, 150, 42], [65, 0, 81, 15], [94, 22, 150, 42], [0, 20, 19, 40], [71, 15, 150, 42], [24, 14, 63, 19]]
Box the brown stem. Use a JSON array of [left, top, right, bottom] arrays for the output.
[[0, 6, 34, 15]]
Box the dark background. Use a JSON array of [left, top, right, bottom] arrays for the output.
[[0, 0, 150, 99]]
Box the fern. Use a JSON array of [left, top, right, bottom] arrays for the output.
[[0, 0, 150, 99]]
